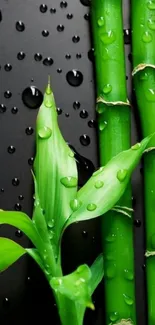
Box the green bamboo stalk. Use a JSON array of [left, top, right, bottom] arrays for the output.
[[132, 2, 155, 325], [91, 1, 136, 324]]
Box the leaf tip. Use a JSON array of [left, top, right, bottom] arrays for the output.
[[87, 301, 95, 310], [45, 75, 52, 95]]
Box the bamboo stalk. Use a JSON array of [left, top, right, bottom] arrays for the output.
[[91, 1, 136, 324]]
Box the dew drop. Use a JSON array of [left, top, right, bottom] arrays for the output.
[[76, 53, 82, 59], [93, 167, 104, 177], [17, 51, 25, 60], [3, 298, 9, 308], [25, 127, 33, 135], [148, 19, 155, 30], [84, 13, 89, 20], [87, 203, 97, 211], [38, 126, 52, 139], [151, 233, 155, 249], [80, 134, 90, 146], [103, 84, 112, 94], [65, 113, 69, 117], [88, 119, 96, 128], [48, 219, 54, 228], [101, 30, 115, 45], [117, 169, 127, 182], [131, 143, 141, 150], [124, 29, 131, 44], [43, 57, 54, 66], [15, 203, 22, 211], [57, 107, 62, 115], [67, 13, 73, 19], [42, 29, 49, 37], [50, 8, 56, 13], [4, 90, 12, 98], [8, 145, 15, 154], [142, 31, 152, 43], [109, 312, 119, 322], [139, 71, 148, 81], [40, 4, 48, 13], [105, 234, 116, 243], [72, 35, 80, 43], [4, 63, 12, 72], [60, 176, 78, 188], [70, 198, 82, 211], [105, 265, 116, 279], [48, 229, 54, 239], [80, 0, 90, 6], [1, 188, 4, 193], [22, 86, 43, 109], [28, 157, 34, 166], [15, 229, 23, 237], [12, 178, 20, 186], [0, 104, 6, 113], [134, 219, 141, 227], [123, 294, 133, 306], [80, 109, 88, 118], [88, 48, 95, 62], [97, 16, 104, 27], [60, 1, 68, 8], [99, 121, 107, 131], [11, 106, 18, 114], [147, 1, 155, 10], [19, 195, 24, 200], [124, 269, 134, 281], [82, 230, 88, 238], [57, 68, 62, 73], [57, 24, 64, 32], [73, 101, 80, 110], [66, 70, 83, 87], [65, 53, 71, 59], [95, 180, 104, 189], [16, 21, 25, 32], [145, 88, 155, 102], [34, 53, 42, 61]]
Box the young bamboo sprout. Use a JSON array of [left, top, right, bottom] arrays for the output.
[[132, 2, 155, 324], [91, 1, 136, 324], [0, 81, 152, 325]]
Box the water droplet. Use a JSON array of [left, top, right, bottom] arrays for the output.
[[60, 1, 68, 8], [99, 121, 107, 131], [28, 157, 34, 165], [151, 233, 155, 249], [103, 84, 112, 94], [43, 57, 54, 66], [147, 1, 155, 10], [123, 294, 133, 306], [42, 29, 49, 37], [48, 219, 54, 228], [19, 195, 24, 200], [105, 265, 116, 279], [50, 8, 56, 13], [11, 106, 18, 114], [146, 88, 155, 101], [16, 21, 25, 32], [66, 70, 83, 87], [40, 4, 48, 13], [72, 35, 80, 43], [101, 30, 115, 45], [124, 269, 134, 281], [8, 145, 15, 154], [88, 48, 95, 62], [76, 53, 82, 59], [65, 113, 69, 117], [70, 198, 82, 211], [80, 109, 88, 118], [80, 0, 90, 6], [65, 53, 71, 59], [134, 219, 141, 227], [1, 189, 4, 193], [139, 71, 148, 81], [80, 134, 90, 146], [109, 312, 119, 322], [12, 178, 20, 186], [60, 176, 78, 188], [97, 17, 104, 27], [17, 51, 25, 60], [34, 53, 42, 61], [148, 19, 155, 30], [93, 167, 104, 177], [84, 13, 89, 20], [124, 29, 131, 44], [15, 229, 23, 237], [69, 150, 74, 158], [57, 68, 62, 73], [82, 230, 88, 238], [131, 143, 141, 150], [67, 13, 73, 19], [57, 24, 64, 32], [38, 126, 52, 139], [3, 298, 9, 308], [48, 229, 54, 239], [117, 169, 127, 182], [4, 63, 12, 72], [15, 203, 22, 211], [57, 107, 62, 115], [87, 203, 97, 211], [73, 101, 80, 110], [0, 104, 6, 113], [95, 180, 104, 189], [88, 119, 96, 128], [25, 127, 34, 135], [142, 31, 152, 43], [105, 234, 116, 242], [4, 90, 12, 98], [22, 86, 43, 109]]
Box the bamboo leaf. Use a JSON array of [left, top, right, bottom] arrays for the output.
[[26, 248, 44, 270], [34, 79, 78, 250], [89, 254, 104, 294], [50, 264, 94, 310], [0, 237, 26, 272], [65, 135, 153, 228]]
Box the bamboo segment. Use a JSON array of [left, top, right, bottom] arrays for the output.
[[91, 0, 136, 324]]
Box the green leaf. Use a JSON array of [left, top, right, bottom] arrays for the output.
[[89, 254, 104, 294], [0, 211, 41, 249], [65, 135, 153, 228], [0, 237, 26, 272], [50, 264, 94, 310], [34, 79, 78, 250], [26, 248, 44, 271]]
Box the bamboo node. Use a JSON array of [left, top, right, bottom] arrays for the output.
[[96, 96, 130, 107], [111, 319, 133, 325], [132, 63, 155, 76], [145, 251, 155, 257]]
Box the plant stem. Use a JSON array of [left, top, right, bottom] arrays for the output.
[[132, 2, 155, 324], [91, 0, 136, 324]]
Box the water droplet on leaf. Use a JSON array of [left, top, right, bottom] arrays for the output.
[[97, 17, 104, 27], [87, 203, 97, 211], [93, 167, 104, 176], [60, 176, 78, 188], [70, 199, 82, 211], [95, 180, 104, 189], [38, 126, 52, 139], [147, 1, 155, 10], [117, 169, 127, 182]]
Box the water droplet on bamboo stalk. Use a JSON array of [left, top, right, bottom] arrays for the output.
[[131, 143, 141, 150], [100, 30, 115, 45], [103, 84, 112, 94], [99, 121, 107, 131], [123, 294, 134, 306], [70, 199, 82, 211], [148, 19, 155, 30], [38, 126, 52, 139], [117, 169, 127, 182], [87, 203, 97, 211], [139, 71, 148, 81], [66, 70, 83, 87], [146, 88, 155, 101], [97, 17, 104, 27], [60, 176, 78, 188], [93, 167, 104, 177], [147, 1, 155, 10], [109, 312, 119, 322], [105, 234, 116, 242], [105, 265, 116, 279], [95, 180, 104, 189], [48, 219, 54, 228], [124, 269, 134, 281], [22, 86, 43, 109], [142, 31, 152, 43]]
